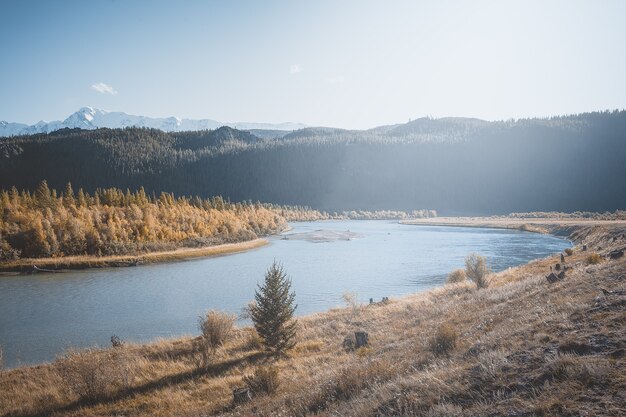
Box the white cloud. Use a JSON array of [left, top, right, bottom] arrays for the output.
[[289, 64, 302, 74], [91, 82, 118, 95], [325, 75, 345, 84]]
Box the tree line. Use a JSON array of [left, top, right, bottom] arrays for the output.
[[1, 110, 625, 214], [0, 181, 287, 260]]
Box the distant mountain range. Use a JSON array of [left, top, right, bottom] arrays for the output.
[[0, 107, 307, 137]]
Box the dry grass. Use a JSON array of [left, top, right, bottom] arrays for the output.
[[55, 348, 136, 402], [1, 222, 625, 417], [446, 269, 466, 284], [429, 323, 458, 355], [243, 365, 280, 395], [0, 239, 269, 272], [586, 252, 603, 265]]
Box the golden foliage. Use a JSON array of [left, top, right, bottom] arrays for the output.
[[0, 182, 287, 259]]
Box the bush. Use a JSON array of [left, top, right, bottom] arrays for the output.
[[199, 310, 236, 353], [429, 323, 458, 356], [586, 253, 602, 265], [565, 248, 573, 256], [243, 365, 280, 395], [465, 253, 490, 289], [195, 310, 236, 368], [55, 348, 135, 402], [342, 291, 360, 317], [446, 269, 466, 284]]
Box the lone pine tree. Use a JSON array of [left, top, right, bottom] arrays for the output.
[[250, 261, 298, 354]]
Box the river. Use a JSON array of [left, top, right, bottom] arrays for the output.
[[0, 221, 570, 368]]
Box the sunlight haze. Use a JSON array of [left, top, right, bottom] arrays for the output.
[[1, 0, 625, 128]]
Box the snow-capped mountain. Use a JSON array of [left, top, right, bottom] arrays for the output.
[[0, 121, 30, 136], [0, 107, 306, 137]]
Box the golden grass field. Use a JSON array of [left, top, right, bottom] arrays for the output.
[[1, 219, 625, 416], [0, 238, 269, 273]]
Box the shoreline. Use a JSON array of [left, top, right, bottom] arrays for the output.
[[2, 219, 625, 416], [4, 217, 623, 274], [0, 238, 270, 274], [401, 216, 626, 243]]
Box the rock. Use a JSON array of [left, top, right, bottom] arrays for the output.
[[233, 387, 252, 404], [546, 272, 560, 283], [558, 270, 565, 280], [110, 334, 123, 348], [355, 331, 369, 348], [609, 348, 625, 359], [583, 244, 588, 251], [561, 253, 565, 262], [608, 249, 624, 260], [342, 335, 355, 351]]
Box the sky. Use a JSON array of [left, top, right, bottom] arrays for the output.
[[1, 0, 625, 129]]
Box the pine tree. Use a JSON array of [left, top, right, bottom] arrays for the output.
[[250, 261, 298, 355]]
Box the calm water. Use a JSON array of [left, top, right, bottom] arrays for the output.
[[0, 221, 569, 368]]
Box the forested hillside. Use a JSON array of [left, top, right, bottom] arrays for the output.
[[1, 111, 625, 214]]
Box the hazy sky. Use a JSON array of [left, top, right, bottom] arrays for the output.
[[1, 0, 625, 129]]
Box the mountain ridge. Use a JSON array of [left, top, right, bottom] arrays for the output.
[[1, 110, 625, 215], [0, 107, 307, 137]]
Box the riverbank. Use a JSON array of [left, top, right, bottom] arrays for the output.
[[402, 216, 626, 244], [0, 239, 269, 273], [1, 220, 624, 417]]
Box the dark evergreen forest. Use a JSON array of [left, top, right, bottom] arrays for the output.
[[1, 110, 625, 215]]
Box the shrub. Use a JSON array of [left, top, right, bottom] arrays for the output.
[[243, 365, 280, 395], [586, 253, 602, 265], [565, 248, 573, 256], [429, 323, 458, 355], [198, 310, 236, 353], [446, 269, 466, 284], [195, 310, 236, 369], [342, 291, 360, 317], [55, 348, 135, 402], [250, 262, 298, 354], [465, 253, 490, 289]]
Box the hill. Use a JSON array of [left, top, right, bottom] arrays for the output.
[[1, 111, 625, 215]]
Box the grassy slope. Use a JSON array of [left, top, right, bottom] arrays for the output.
[[1, 221, 625, 417]]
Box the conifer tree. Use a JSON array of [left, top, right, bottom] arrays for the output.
[[250, 261, 298, 355], [77, 188, 86, 208], [34, 180, 51, 209]]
